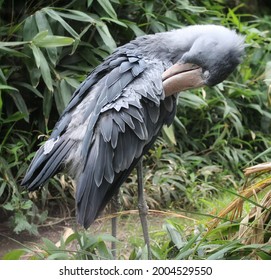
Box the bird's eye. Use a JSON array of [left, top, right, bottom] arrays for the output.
[[203, 70, 210, 79]]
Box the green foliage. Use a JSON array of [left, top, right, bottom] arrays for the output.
[[0, 0, 271, 241], [3, 212, 271, 260], [2, 230, 117, 260], [3, 170, 271, 260], [2, 193, 47, 235]]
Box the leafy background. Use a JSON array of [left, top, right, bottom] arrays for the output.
[[0, 0, 271, 259]]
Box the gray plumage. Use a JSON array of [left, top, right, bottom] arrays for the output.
[[22, 25, 244, 228]]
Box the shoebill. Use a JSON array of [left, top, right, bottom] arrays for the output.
[[22, 24, 245, 259]]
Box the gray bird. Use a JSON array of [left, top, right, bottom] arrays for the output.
[[22, 24, 244, 257]]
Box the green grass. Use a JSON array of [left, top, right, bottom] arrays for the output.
[[2, 172, 271, 260]]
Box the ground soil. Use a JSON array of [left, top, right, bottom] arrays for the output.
[[0, 211, 176, 259], [0, 220, 72, 258]]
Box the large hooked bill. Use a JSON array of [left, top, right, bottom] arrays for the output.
[[162, 63, 205, 96]]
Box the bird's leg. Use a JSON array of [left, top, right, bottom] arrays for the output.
[[137, 158, 152, 260], [111, 189, 120, 259]]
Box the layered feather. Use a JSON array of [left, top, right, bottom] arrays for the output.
[[22, 44, 177, 228]]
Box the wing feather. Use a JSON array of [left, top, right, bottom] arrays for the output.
[[104, 145, 114, 183], [123, 106, 144, 122], [110, 122, 119, 148], [113, 133, 124, 173], [22, 45, 177, 229], [93, 135, 106, 187], [119, 61, 134, 73], [100, 114, 113, 142], [113, 114, 126, 133], [75, 59, 177, 228], [119, 111, 135, 130], [21, 138, 75, 190]]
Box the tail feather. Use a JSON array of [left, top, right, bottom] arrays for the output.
[[21, 138, 75, 190], [76, 135, 158, 229]]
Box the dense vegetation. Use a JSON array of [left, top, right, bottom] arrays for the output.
[[0, 0, 271, 259]]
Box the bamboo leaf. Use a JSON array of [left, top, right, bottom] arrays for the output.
[[177, 1, 207, 13], [0, 85, 19, 91], [178, 92, 207, 109], [125, 22, 145, 37], [34, 35, 74, 48], [87, 0, 94, 7], [158, 15, 183, 29], [54, 80, 72, 115], [162, 125, 176, 145], [43, 8, 80, 39], [23, 15, 38, 41], [34, 10, 58, 65], [40, 57, 53, 91], [64, 77, 80, 89], [30, 46, 53, 91], [61, 9, 96, 24], [32, 30, 73, 48], [97, 0, 117, 19], [35, 11, 53, 33], [101, 17, 128, 28], [13, 82, 43, 98], [32, 30, 48, 43], [28, 66, 42, 88], [0, 69, 6, 83], [2, 112, 26, 123], [8, 91, 29, 122], [0, 46, 29, 57], [60, 79, 73, 107], [30, 44, 41, 68], [0, 41, 29, 47], [96, 22, 116, 52]]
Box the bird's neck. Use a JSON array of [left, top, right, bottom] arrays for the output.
[[128, 29, 198, 64]]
